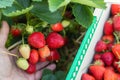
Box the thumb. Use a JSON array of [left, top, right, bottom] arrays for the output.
[[0, 21, 9, 48]]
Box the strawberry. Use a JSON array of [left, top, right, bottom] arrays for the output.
[[111, 4, 120, 16], [28, 49, 39, 64], [47, 49, 60, 61], [26, 63, 36, 74], [93, 59, 104, 66], [16, 58, 29, 70], [113, 60, 120, 73], [28, 32, 46, 48], [95, 40, 107, 52], [93, 53, 101, 60], [117, 74, 120, 80], [112, 44, 120, 59], [46, 32, 64, 49], [51, 22, 64, 32], [89, 65, 105, 80], [113, 14, 120, 31], [107, 43, 113, 51], [19, 44, 30, 59], [81, 73, 95, 80], [104, 69, 118, 80], [38, 45, 50, 59], [103, 18, 113, 35], [11, 27, 21, 37], [101, 52, 114, 66], [102, 35, 114, 44]]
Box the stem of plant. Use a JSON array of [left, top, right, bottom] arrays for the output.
[[0, 48, 18, 58], [113, 32, 120, 43], [62, 5, 67, 16], [7, 40, 22, 51]]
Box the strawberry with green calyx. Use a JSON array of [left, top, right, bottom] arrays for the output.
[[47, 49, 60, 61], [103, 18, 113, 35], [93, 59, 105, 66], [51, 22, 64, 32], [81, 73, 95, 80], [28, 49, 39, 64], [11, 26, 22, 37], [89, 65, 105, 80], [38, 45, 50, 59], [19, 44, 30, 59], [102, 35, 114, 44], [28, 32, 46, 48], [16, 58, 29, 70], [112, 32, 120, 60], [46, 32, 65, 49]]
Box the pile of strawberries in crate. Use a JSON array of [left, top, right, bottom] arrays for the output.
[[81, 4, 120, 80]]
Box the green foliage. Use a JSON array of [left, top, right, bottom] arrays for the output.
[[31, 1, 62, 24], [0, 0, 14, 8], [71, 0, 106, 9], [32, 0, 42, 2], [48, 0, 71, 12], [42, 69, 66, 80], [72, 4, 93, 28]]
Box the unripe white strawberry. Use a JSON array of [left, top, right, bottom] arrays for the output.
[[19, 44, 30, 59], [16, 58, 29, 70]]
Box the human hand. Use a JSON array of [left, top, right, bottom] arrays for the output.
[[0, 21, 56, 80]]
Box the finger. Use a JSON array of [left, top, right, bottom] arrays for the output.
[[35, 64, 56, 80], [0, 21, 9, 47], [36, 61, 49, 71]]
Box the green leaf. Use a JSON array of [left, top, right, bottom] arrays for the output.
[[32, 0, 42, 2], [42, 74, 57, 80], [2, 5, 33, 17], [16, 0, 30, 8], [71, 0, 106, 9], [31, 1, 62, 24], [42, 69, 53, 76], [0, 0, 14, 8], [72, 4, 93, 28], [55, 71, 66, 80], [48, 0, 71, 12]]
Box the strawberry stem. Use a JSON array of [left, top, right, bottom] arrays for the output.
[[7, 40, 22, 51], [0, 48, 18, 58], [113, 32, 120, 43]]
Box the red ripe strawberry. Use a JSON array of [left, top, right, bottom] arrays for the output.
[[107, 43, 113, 50], [47, 49, 60, 61], [89, 65, 105, 80], [117, 74, 120, 80], [104, 69, 118, 80], [28, 49, 39, 64], [38, 45, 50, 58], [28, 32, 46, 48], [112, 44, 120, 59], [103, 18, 113, 35], [51, 22, 64, 32], [113, 60, 120, 72], [113, 14, 120, 31], [93, 53, 101, 60], [26, 63, 36, 74], [93, 59, 104, 66], [102, 35, 114, 44], [11, 27, 21, 37], [95, 40, 107, 52], [111, 4, 120, 16], [46, 32, 64, 49], [101, 52, 114, 66], [81, 73, 95, 80]]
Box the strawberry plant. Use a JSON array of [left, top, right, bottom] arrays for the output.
[[0, 0, 106, 79]]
